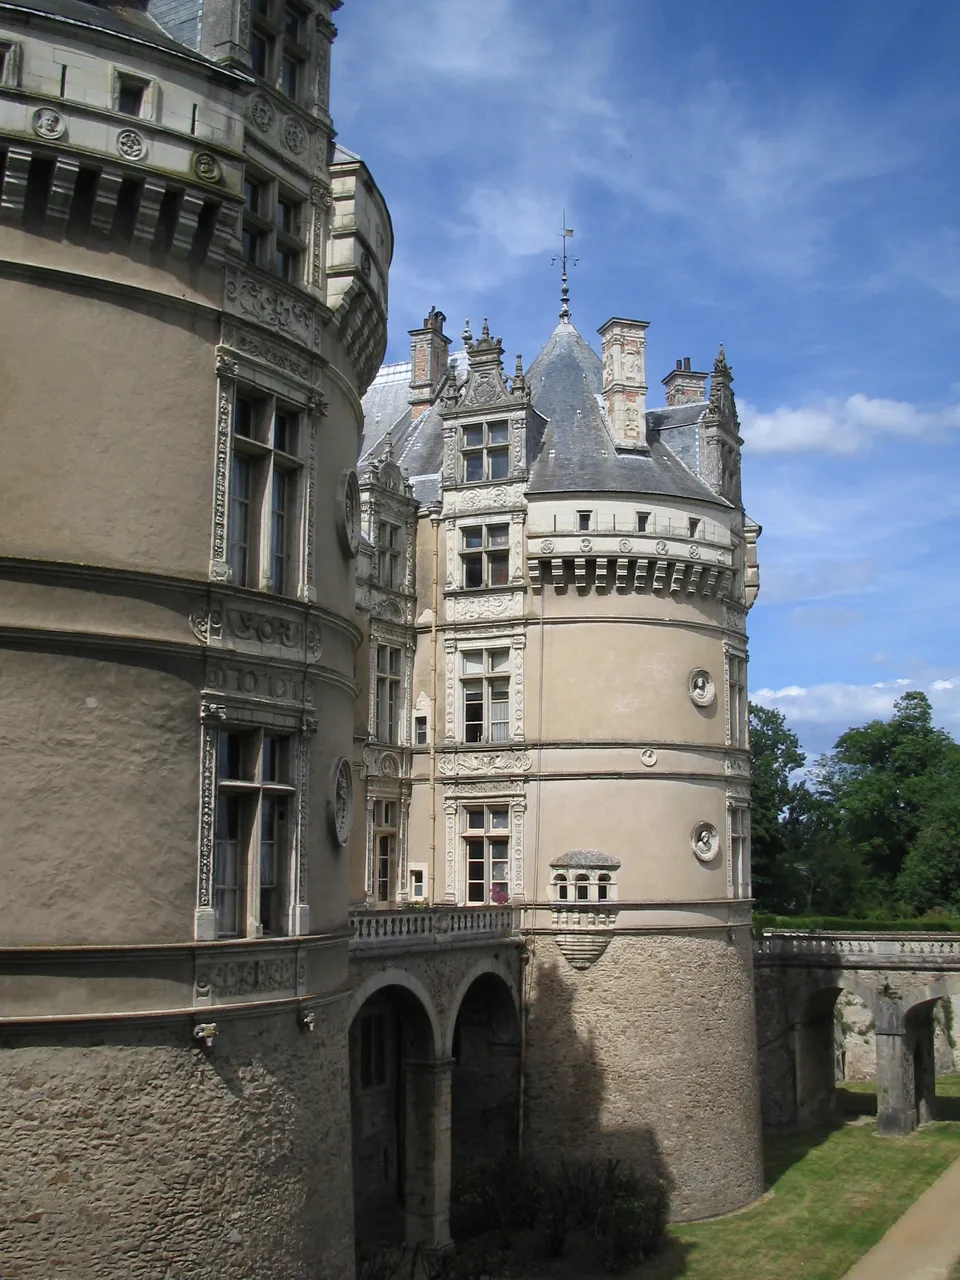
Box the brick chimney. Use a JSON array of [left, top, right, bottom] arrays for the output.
[[662, 356, 708, 406], [408, 307, 450, 419], [598, 317, 650, 450]]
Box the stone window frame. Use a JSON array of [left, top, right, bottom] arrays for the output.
[[242, 165, 309, 286], [363, 782, 410, 905], [727, 799, 751, 899], [459, 418, 510, 484], [195, 699, 313, 941], [368, 620, 414, 750], [378, 518, 403, 589], [210, 350, 322, 602], [460, 520, 510, 589], [110, 66, 161, 121], [361, 476, 416, 597], [373, 641, 402, 745], [249, 0, 312, 106], [443, 628, 525, 745], [723, 643, 748, 749], [442, 780, 525, 904], [0, 40, 22, 88]]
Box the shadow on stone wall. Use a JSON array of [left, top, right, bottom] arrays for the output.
[[522, 958, 692, 1274]]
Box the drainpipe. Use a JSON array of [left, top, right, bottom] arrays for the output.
[[428, 506, 441, 898]]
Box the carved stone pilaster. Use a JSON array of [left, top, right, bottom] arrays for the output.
[[443, 796, 458, 902], [510, 510, 525, 584], [364, 794, 376, 903], [397, 792, 411, 903], [195, 701, 225, 940], [511, 634, 525, 741], [444, 637, 457, 743], [444, 517, 457, 590], [299, 395, 325, 603], [309, 181, 333, 291], [442, 422, 457, 485], [210, 355, 238, 583], [292, 716, 316, 934], [511, 797, 526, 900]]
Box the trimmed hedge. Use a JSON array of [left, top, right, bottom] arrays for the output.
[[754, 914, 960, 934]]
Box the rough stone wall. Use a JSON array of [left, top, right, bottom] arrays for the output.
[[753, 963, 797, 1130], [836, 992, 959, 1081], [0, 1004, 354, 1280], [524, 930, 764, 1222]]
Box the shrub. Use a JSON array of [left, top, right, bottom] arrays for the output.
[[594, 1179, 670, 1274]]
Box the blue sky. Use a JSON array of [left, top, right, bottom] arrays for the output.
[[331, 0, 960, 761]]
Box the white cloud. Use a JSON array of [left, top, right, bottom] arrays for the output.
[[752, 677, 960, 753], [740, 394, 960, 454]]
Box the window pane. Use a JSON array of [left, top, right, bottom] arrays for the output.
[[214, 795, 241, 936], [463, 556, 483, 589], [487, 525, 509, 547], [489, 694, 508, 742], [462, 652, 483, 675], [273, 410, 295, 453], [466, 810, 485, 830], [234, 396, 254, 437], [117, 80, 144, 117], [280, 55, 298, 97], [262, 735, 286, 783], [488, 448, 509, 480], [228, 455, 251, 585], [488, 649, 510, 672], [463, 425, 483, 448], [489, 809, 509, 830], [271, 470, 287, 593], [415, 716, 428, 746], [250, 32, 268, 77], [284, 7, 303, 39], [464, 453, 483, 483], [243, 180, 261, 214], [277, 198, 296, 235], [218, 730, 247, 781], [488, 553, 509, 586], [487, 422, 508, 445], [241, 227, 260, 265], [462, 527, 483, 550]]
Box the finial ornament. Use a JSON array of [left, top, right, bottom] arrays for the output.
[[551, 213, 578, 322], [462, 318, 473, 344], [482, 318, 490, 339], [383, 429, 393, 462]]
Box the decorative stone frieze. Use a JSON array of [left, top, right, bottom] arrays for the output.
[[224, 268, 316, 349], [436, 750, 532, 776]]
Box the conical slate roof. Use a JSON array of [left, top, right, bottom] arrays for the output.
[[525, 319, 723, 503]]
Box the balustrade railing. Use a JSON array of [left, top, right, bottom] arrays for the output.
[[350, 904, 520, 948], [756, 931, 960, 966]]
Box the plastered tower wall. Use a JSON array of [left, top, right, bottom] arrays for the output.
[[0, 0, 390, 1273], [356, 313, 764, 1219]]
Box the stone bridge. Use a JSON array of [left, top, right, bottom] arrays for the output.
[[347, 905, 523, 1250], [755, 931, 960, 1135]]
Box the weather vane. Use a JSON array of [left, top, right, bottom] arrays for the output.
[[551, 213, 577, 321]]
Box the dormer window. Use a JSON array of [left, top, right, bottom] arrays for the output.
[[549, 850, 621, 903], [461, 421, 509, 483]]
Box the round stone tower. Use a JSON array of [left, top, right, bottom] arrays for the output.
[[0, 0, 390, 1273], [518, 317, 764, 1220]]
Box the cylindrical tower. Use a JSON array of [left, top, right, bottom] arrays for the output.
[[519, 321, 763, 1219], [0, 0, 390, 1273]]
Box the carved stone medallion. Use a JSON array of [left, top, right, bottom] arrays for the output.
[[688, 669, 716, 707], [336, 469, 361, 558], [639, 749, 657, 768], [116, 129, 146, 161], [281, 115, 307, 154], [193, 152, 223, 184], [692, 822, 720, 863], [32, 107, 65, 139], [329, 757, 354, 847], [249, 95, 274, 132]]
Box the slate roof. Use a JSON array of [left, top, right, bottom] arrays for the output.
[[526, 320, 725, 505], [0, 0, 248, 70], [550, 850, 622, 870], [360, 319, 729, 509]]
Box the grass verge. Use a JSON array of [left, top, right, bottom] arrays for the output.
[[514, 1075, 960, 1279]]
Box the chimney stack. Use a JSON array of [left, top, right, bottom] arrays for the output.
[[662, 356, 708, 406], [598, 317, 650, 450], [408, 306, 450, 419]]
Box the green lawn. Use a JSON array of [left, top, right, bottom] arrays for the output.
[[638, 1074, 960, 1280], [511, 1075, 960, 1280]]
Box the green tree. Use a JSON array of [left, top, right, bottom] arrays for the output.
[[748, 703, 806, 913], [812, 691, 955, 910]]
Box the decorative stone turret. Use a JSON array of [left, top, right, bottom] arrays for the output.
[[662, 357, 708, 406], [409, 306, 451, 419], [701, 344, 744, 504], [598, 316, 650, 451]]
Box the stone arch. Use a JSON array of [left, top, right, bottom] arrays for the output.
[[348, 974, 447, 1249], [786, 970, 880, 1029], [348, 965, 443, 1059], [900, 974, 960, 1022], [788, 975, 882, 1129], [447, 965, 522, 1196], [443, 955, 521, 1059]]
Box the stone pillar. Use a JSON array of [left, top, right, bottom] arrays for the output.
[[792, 1013, 836, 1128], [404, 1058, 454, 1249], [876, 1032, 915, 1135], [907, 1006, 937, 1127]]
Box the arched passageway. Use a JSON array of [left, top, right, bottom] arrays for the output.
[[349, 983, 445, 1248], [794, 986, 845, 1128], [450, 972, 521, 1186]]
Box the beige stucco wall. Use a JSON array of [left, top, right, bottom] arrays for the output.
[[0, 274, 219, 579]]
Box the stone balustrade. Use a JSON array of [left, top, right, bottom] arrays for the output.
[[350, 904, 520, 949], [756, 931, 960, 969]]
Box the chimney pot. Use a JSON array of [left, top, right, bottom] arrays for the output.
[[676, 359, 682, 370], [661, 357, 708, 407], [683, 356, 691, 371]]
